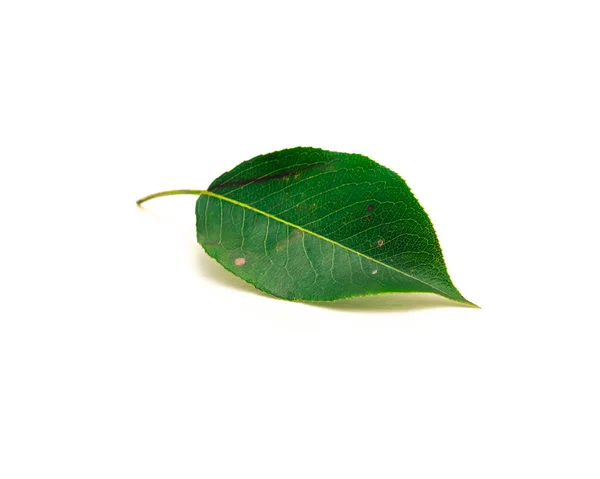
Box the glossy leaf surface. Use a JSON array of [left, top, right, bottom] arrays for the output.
[[195, 147, 475, 305]]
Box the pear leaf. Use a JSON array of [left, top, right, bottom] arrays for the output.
[[138, 147, 476, 306]]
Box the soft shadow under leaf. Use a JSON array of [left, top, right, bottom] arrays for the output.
[[312, 292, 465, 313]]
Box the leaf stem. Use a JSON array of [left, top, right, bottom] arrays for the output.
[[136, 189, 207, 207]]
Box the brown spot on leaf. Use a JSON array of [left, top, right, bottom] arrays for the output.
[[377, 239, 384, 247], [365, 215, 371, 222], [367, 204, 374, 212], [234, 257, 247, 266]]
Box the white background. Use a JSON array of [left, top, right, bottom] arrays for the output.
[[1, 1, 599, 478]]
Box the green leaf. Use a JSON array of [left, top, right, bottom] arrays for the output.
[[138, 147, 476, 306]]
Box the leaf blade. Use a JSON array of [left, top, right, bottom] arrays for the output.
[[196, 158, 476, 306]]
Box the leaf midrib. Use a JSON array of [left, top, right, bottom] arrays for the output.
[[199, 190, 473, 306]]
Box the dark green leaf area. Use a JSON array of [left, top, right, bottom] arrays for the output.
[[198, 147, 473, 304], [196, 194, 439, 301]]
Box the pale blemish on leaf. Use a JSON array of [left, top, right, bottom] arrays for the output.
[[377, 239, 384, 247], [234, 257, 247, 266], [371, 269, 378, 275], [276, 228, 301, 252]]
